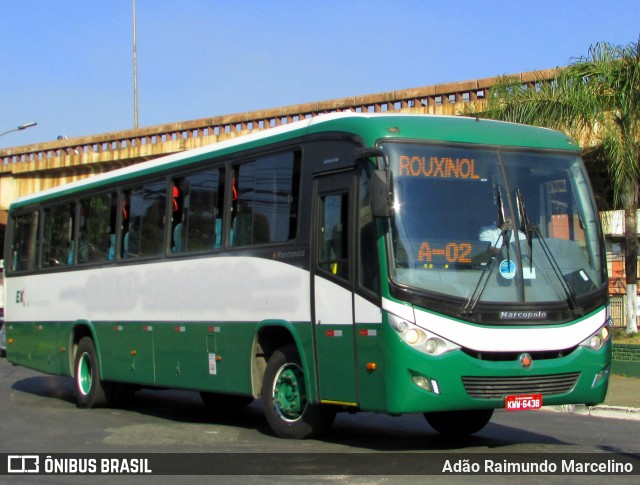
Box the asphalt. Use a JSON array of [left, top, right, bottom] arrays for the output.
[[546, 373, 640, 421], [0, 353, 636, 421]]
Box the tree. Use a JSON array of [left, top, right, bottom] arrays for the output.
[[472, 39, 640, 333]]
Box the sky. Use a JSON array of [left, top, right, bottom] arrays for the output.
[[1, 0, 639, 148]]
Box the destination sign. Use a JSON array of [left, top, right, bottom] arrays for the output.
[[398, 155, 482, 180], [418, 241, 473, 264]]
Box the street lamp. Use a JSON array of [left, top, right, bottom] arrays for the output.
[[0, 121, 38, 138]]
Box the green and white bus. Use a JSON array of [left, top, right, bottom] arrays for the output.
[[3, 113, 611, 438]]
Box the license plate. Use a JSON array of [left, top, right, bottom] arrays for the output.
[[505, 394, 542, 411]]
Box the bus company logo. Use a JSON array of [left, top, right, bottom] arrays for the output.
[[8, 455, 39, 473], [519, 353, 533, 369], [499, 310, 547, 320], [15, 288, 50, 308]]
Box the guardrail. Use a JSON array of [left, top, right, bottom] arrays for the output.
[[0, 68, 560, 168]]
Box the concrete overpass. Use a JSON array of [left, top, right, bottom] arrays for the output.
[[0, 68, 559, 245]]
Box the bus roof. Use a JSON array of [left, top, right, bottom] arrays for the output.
[[9, 113, 578, 210]]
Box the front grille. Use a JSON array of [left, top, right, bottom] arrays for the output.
[[462, 372, 580, 399], [461, 347, 578, 361]]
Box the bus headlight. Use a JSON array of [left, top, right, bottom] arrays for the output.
[[389, 314, 460, 356], [579, 323, 611, 351], [404, 328, 423, 345], [425, 338, 439, 354]]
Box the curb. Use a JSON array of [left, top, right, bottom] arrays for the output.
[[543, 404, 640, 421]]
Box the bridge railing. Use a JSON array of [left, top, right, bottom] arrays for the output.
[[0, 68, 559, 168]]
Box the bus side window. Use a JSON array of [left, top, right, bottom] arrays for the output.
[[78, 192, 117, 264], [231, 151, 299, 247], [171, 182, 184, 253], [172, 167, 223, 253], [41, 203, 74, 268], [124, 181, 166, 259], [319, 193, 349, 280], [359, 167, 379, 295], [10, 211, 40, 272], [120, 194, 131, 259]]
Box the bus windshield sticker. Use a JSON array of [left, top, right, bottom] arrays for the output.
[[499, 260, 517, 280]]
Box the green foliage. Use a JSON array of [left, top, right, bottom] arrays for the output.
[[474, 38, 640, 209], [613, 328, 640, 345], [470, 37, 640, 331]]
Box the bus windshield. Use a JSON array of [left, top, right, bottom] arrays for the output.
[[382, 141, 606, 307]]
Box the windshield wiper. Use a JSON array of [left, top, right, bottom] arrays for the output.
[[463, 188, 583, 318], [515, 190, 582, 316], [516, 189, 534, 271], [462, 186, 512, 316]]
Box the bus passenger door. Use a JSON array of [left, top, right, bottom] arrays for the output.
[[312, 171, 358, 405]]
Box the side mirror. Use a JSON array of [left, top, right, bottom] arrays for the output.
[[355, 147, 394, 218], [371, 169, 394, 218]]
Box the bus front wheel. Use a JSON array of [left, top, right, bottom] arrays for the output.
[[261, 344, 335, 439], [424, 409, 494, 437], [74, 337, 109, 408]]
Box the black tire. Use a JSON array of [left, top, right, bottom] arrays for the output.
[[200, 392, 254, 411], [424, 408, 494, 437], [74, 337, 109, 408], [0, 324, 6, 358], [261, 344, 335, 439]]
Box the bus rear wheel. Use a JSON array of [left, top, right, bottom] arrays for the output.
[[74, 337, 109, 408], [424, 409, 494, 437], [261, 344, 335, 439]]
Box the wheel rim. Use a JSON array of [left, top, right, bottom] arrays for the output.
[[77, 352, 93, 396], [272, 363, 306, 422]]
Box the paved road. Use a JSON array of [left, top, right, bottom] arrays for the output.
[[1, 358, 639, 484]]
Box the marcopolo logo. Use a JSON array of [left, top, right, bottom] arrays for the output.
[[500, 310, 548, 320]]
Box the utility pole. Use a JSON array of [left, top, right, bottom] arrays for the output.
[[133, 0, 139, 129]]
